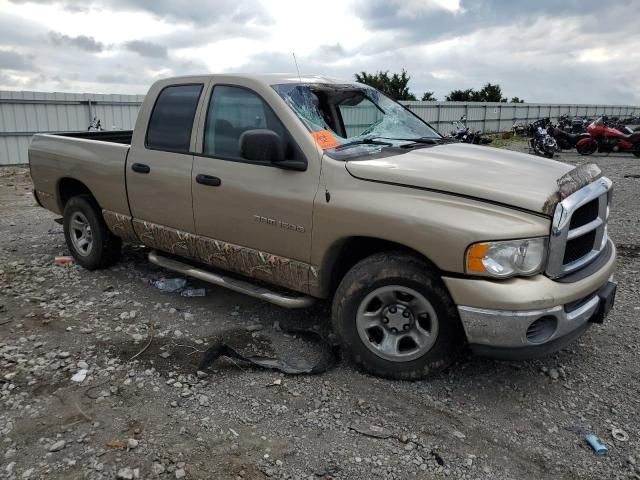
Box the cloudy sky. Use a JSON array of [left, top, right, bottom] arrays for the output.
[[0, 0, 639, 104]]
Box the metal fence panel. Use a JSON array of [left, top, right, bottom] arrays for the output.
[[1, 89, 639, 165], [0, 90, 144, 165], [402, 101, 640, 135]]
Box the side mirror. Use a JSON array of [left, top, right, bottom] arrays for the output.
[[239, 129, 307, 171], [240, 129, 285, 163]]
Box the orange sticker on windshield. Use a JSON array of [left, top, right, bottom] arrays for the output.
[[311, 130, 340, 149]]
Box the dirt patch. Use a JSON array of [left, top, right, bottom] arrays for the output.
[[2, 159, 640, 480], [616, 243, 640, 257]]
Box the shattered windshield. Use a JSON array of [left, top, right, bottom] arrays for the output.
[[272, 82, 441, 158]]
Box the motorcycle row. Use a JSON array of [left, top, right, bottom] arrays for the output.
[[447, 116, 493, 145], [513, 114, 640, 159]]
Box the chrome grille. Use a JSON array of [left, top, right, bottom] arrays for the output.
[[546, 177, 612, 278]]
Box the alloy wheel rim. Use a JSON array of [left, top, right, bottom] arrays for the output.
[[356, 285, 439, 362], [69, 211, 93, 256]]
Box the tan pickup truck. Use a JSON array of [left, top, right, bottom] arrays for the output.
[[29, 74, 617, 379]]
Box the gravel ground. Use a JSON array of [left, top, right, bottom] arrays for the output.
[[1, 145, 639, 480]]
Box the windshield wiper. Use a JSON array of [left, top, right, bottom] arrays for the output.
[[372, 136, 441, 145], [376, 136, 457, 149], [335, 138, 393, 150]]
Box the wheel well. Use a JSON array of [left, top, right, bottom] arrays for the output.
[[57, 178, 94, 210], [327, 237, 438, 295]]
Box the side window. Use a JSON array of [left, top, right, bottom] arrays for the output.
[[146, 84, 203, 152], [203, 85, 286, 159], [338, 97, 384, 138]]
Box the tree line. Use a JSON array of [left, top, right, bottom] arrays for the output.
[[354, 69, 525, 103]]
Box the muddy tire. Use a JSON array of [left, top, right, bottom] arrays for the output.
[[63, 195, 121, 270], [331, 251, 465, 380]]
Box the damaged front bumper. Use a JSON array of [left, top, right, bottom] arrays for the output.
[[443, 241, 617, 360], [457, 280, 616, 360]]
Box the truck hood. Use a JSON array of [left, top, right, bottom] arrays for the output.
[[345, 143, 574, 215]]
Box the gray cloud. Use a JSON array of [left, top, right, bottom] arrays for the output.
[[0, 49, 34, 70], [49, 31, 104, 52], [316, 43, 346, 61], [0, 71, 21, 86], [8, 0, 272, 26], [124, 40, 168, 59], [353, 0, 606, 43], [117, 0, 272, 26], [1, 0, 639, 105]]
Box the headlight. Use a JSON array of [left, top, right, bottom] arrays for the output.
[[465, 238, 547, 278]]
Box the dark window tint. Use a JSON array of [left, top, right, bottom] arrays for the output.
[[203, 85, 285, 159], [146, 84, 202, 152]]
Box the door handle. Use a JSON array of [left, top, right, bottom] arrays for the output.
[[196, 174, 221, 186], [131, 163, 150, 174]]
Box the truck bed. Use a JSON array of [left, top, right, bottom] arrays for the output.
[[29, 132, 132, 216], [51, 130, 133, 145]]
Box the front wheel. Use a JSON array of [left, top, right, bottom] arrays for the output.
[[331, 251, 465, 380], [577, 140, 597, 155], [633, 143, 640, 158]]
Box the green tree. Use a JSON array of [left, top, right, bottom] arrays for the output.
[[445, 89, 476, 101], [477, 83, 506, 102], [421, 91, 437, 101], [445, 83, 517, 102], [354, 69, 417, 101], [510, 96, 525, 103]]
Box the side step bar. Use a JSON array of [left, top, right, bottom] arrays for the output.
[[148, 250, 316, 309]]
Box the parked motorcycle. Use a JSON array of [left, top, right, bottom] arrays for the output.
[[529, 125, 559, 158], [512, 121, 528, 137], [88, 117, 103, 132], [527, 118, 551, 137], [449, 116, 492, 144], [576, 116, 640, 157], [557, 115, 589, 134], [550, 125, 590, 150]]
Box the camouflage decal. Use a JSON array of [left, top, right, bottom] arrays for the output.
[[557, 163, 602, 200], [132, 219, 318, 295], [542, 163, 603, 215], [308, 266, 321, 297], [102, 210, 139, 243]]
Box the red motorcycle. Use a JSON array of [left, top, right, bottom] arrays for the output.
[[576, 116, 640, 157]]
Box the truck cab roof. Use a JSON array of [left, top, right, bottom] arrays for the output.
[[153, 73, 348, 88]]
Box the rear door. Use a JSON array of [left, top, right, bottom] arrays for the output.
[[126, 82, 205, 232], [191, 81, 321, 285]]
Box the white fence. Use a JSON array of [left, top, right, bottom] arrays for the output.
[[1, 89, 639, 165], [0, 90, 144, 165], [401, 101, 640, 135]]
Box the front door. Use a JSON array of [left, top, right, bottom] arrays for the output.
[[191, 84, 321, 292]]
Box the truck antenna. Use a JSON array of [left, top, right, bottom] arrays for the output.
[[292, 52, 302, 82]]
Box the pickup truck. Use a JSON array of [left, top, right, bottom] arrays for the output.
[[29, 74, 617, 380]]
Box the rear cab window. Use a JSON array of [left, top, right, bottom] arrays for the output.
[[146, 84, 203, 152]]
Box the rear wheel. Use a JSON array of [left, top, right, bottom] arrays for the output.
[[331, 251, 465, 380], [63, 195, 121, 270], [633, 142, 640, 158]]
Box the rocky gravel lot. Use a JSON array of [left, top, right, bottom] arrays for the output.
[[1, 145, 639, 480]]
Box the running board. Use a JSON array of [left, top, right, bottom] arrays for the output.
[[148, 250, 316, 309]]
